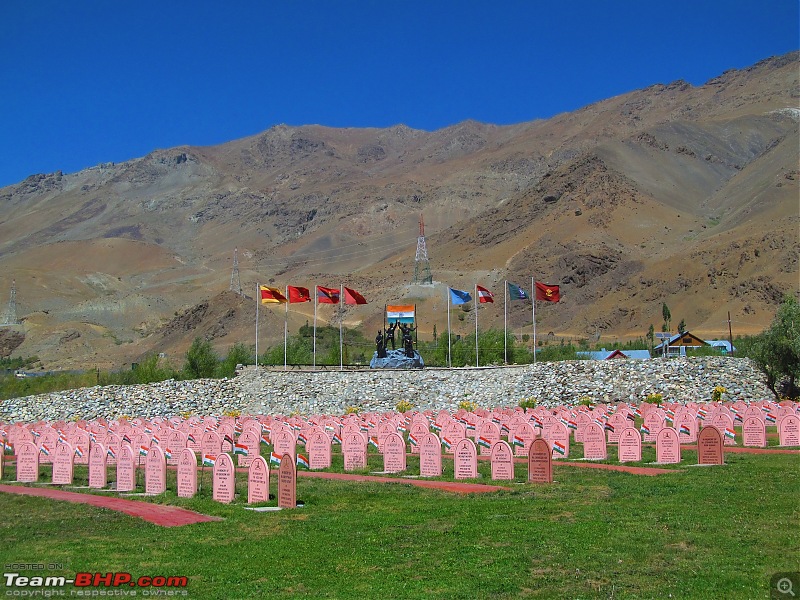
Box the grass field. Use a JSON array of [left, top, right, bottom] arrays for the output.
[[0, 442, 798, 599]]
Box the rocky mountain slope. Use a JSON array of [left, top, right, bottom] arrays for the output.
[[0, 52, 797, 370]]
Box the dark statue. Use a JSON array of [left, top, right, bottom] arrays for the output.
[[375, 330, 387, 359]]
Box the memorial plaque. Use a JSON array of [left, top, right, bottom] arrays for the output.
[[617, 427, 642, 463], [710, 413, 736, 446], [742, 417, 766, 448], [476, 421, 501, 457], [655, 427, 681, 464], [272, 427, 296, 461], [132, 432, 150, 466], [307, 430, 332, 470], [38, 429, 57, 464], [583, 423, 607, 460], [527, 438, 552, 483], [165, 430, 187, 467], [105, 433, 120, 465], [548, 422, 570, 459], [442, 421, 466, 454], [72, 430, 90, 465], [409, 421, 429, 455], [212, 452, 236, 503], [697, 426, 724, 465], [278, 454, 297, 508], [419, 433, 442, 477], [382, 432, 406, 473], [145, 445, 167, 495], [490, 441, 515, 480], [778, 414, 800, 446], [236, 431, 259, 468], [343, 432, 367, 471], [201, 431, 223, 462], [605, 413, 628, 443], [52, 442, 74, 485], [453, 438, 478, 480], [574, 412, 591, 443], [247, 456, 270, 504], [513, 422, 536, 457], [116, 444, 136, 492], [177, 448, 198, 498], [16, 441, 39, 483], [217, 423, 235, 453], [677, 412, 698, 443], [643, 412, 664, 443], [88, 443, 107, 489]]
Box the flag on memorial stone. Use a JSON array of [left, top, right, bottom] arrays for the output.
[[202, 454, 216, 467], [605, 422, 615, 433], [122, 434, 132, 444], [766, 412, 777, 423], [640, 424, 650, 435], [552, 441, 566, 455], [3, 441, 12, 453], [724, 427, 736, 440], [626, 413, 635, 422], [74, 446, 84, 458], [187, 433, 196, 444], [567, 419, 578, 431], [234, 443, 248, 456], [408, 433, 418, 447], [223, 433, 234, 446], [270, 452, 282, 467], [431, 422, 442, 433], [332, 433, 342, 445], [512, 434, 525, 447], [298, 432, 308, 446], [679, 424, 691, 436], [40, 444, 51, 456], [296, 453, 310, 469], [139, 445, 149, 457], [164, 448, 173, 460], [697, 408, 707, 420], [106, 447, 116, 460], [369, 437, 380, 450], [477, 436, 492, 449], [442, 437, 453, 450], [261, 435, 271, 446]]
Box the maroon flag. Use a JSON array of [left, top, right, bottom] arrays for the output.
[[287, 286, 311, 303], [535, 281, 560, 302], [316, 286, 340, 304], [476, 285, 494, 303], [343, 287, 367, 305]]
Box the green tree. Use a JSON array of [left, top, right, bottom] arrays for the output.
[[184, 337, 219, 379], [678, 319, 686, 334], [646, 324, 655, 349], [216, 343, 252, 378], [739, 296, 800, 398], [662, 303, 671, 332]]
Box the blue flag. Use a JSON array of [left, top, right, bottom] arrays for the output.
[[449, 288, 472, 305], [507, 282, 528, 300]]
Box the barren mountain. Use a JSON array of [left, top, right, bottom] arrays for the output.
[[1, 52, 797, 370]]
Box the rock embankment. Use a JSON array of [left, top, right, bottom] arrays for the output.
[[0, 357, 773, 423]]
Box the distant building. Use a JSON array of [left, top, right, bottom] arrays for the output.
[[578, 348, 652, 360], [653, 332, 710, 357], [704, 340, 735, 354]]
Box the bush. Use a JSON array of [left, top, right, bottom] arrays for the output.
[[184, 338, 218, 379]]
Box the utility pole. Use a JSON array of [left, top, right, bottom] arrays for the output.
[[412, 215, 432, 285]]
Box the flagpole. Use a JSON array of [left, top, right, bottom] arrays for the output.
[[475, 284, 479, 367], [313, 283, 317, 369], [532, 277, 537, 365], [503, 280, 508, 365], [284, 286, 288, 372], [339, 284, 344, 372], [255, 284, 260, 367], [447, 288, 452, 368]]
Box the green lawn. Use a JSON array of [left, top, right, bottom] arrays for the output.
[[0, 447, 797, 599]]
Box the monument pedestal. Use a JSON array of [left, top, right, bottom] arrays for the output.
[[369, 349, 424, 369]]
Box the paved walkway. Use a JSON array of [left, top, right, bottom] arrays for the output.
[[0, 484, 221, 527]]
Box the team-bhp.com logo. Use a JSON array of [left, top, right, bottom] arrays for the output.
[[4, 572, 188, 595]]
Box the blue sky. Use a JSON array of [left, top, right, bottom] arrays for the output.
[[1, 1, 797, 188]]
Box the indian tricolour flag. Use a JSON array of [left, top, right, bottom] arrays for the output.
[[511, 434, 525, 447], [332, 433, 342, 445], [298, 433, 308, 446], [386, 304, 415, 324], [724, 427, 736, 440], [234, 443, 248, 456], [269, 452, 282, 467], [698, 408, 707, 420], [39, 444, 51, 456], [261, 435, 270, 446], [477, 436, 492, 449], [368, 437, 380, 450], [164, 448, 173, 460], [296, 453, 310, 469], [766, 412, 777, 424], [640, 424, 651, 435], [74, 446, 84, 458], [3, 441, 12, 452], [408, 433, 419, 447], [441, 437, 452, 450], [139, 445, 149, 457], [187, 433, 196, 444], [679, 424, 691, 436], [202, 454, 216, 467], [106, 447, 116, 460], [552, 441, 566, 456], [567, 420, 578, 431]]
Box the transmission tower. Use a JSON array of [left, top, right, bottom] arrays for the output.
[[413, 215, 432, 285], [1, 279, 18, 325], [229, 248, 242, 295]]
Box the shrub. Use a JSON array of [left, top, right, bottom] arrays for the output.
[[395, 399, 414, 413]]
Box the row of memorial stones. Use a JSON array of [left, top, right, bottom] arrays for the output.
[[2, 399, 799, 469], [0, 423, 746, 508]]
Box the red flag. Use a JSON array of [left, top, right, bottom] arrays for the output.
[[476, 285, 494, 303], [260, 286, 288, 304], [316, 286, 340, 304], [535, 281, 560, 302], [343, 287, 367, 305], [287, 286, 311, 303]]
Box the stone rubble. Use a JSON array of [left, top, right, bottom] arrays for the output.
[[0, 357, 774, 423]]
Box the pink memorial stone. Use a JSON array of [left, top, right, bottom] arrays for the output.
[[177, 448, 198, 498], [574, 412, 591, 443], [382, 432, 406, 473], [697, 426, 724, 465], [453, 438, 478, 479], [201, 431, 223, 462], [742, 417, 767, 448], [105, 433, 120, 465], [419, 433, 442, 477], [247, 456, 270, 504], [343, 432, 367, 471], [38, 430, 57, 465], [605, 413, 629, 443], [165, 430, 187, 467], [490, 441, 515, 480], [513, 422, 536, 457], [145, 445, 167, 495], [307, 430, 332, 470], [778, 414, 800, 446], [217, 424, 235, 453], [547, 422, 570, 460], [16, 441, 39, 483], [527, 438, 552, 483], [476, 421, 501, 457], [409, 421, 429, 455], [132, 433, 150, 466], [272, 428, 296, 461], [677, 412, 698, 443], [617, 427, 642, 463], [88, 443, 107, 489], [442, 421, 466, 454], [643, 412, 664, 442], [116, 444, 136, 492], [583, 423, 607, 460], [656, 427, 681, 464], [236, 431, 259, 468], [278, 454, 297, 508], [52, 442, 74, 485], [710, 413, 736, 446], [213, 453, 236, 504], [72, 430, 90, 465]]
